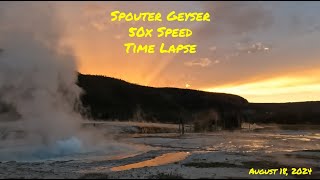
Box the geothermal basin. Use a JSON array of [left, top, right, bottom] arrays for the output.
[[0, 122, 319, 179]]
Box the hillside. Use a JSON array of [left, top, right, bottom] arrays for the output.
[[247, 102, 320, 124], [1, 73, 319, 127], [77, 73, 248, 127], [77, 74, 320, 125]]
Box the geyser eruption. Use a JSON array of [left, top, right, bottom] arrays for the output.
[[0, 2, 94, 160]]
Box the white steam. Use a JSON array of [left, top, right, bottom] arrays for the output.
[[0, 2, 94, 160]]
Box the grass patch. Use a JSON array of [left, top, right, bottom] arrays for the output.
[[79, 173, 109, 179], [183, 162, 241, 168], [149, 172, 184, 179]]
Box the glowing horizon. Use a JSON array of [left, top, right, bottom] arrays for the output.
[[203, 76, 320, 103], [57, 1, 320, 103]]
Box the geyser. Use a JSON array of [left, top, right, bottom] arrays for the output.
[[31, 137, 85, 160], [0, 2, 92, 160]]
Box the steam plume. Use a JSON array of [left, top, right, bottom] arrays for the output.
[[0, 2, 89, 159]]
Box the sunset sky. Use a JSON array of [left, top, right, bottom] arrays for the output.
[[3, 1, 320, 103]]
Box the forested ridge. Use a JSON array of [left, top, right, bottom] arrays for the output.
[[77, 73, 320, 125]]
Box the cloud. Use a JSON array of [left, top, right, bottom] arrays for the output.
[[184, 58, 219, 67], [91, 21, 108, 31], [287, 6, 320, 36], [114, 34, 123, 39], [82, 3, 105, 14], [213, 60, 220, 64], [81, 3, 113, 31], [191, 2, 274, 40], [308, 23, 320, 33], [221, 42, 271, 61], [180, 2, 275, 66], [236, 42, 271, 54], [82, 2, 141, 32], [224, 52, 240, 60], [209, 46, 217, 51]]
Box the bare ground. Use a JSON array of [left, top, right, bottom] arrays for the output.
[[0, 122, 319, 179]]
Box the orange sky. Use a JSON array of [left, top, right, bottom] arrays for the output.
[[55, 2, 320, 103]]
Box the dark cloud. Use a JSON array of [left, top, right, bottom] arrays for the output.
[[175, 1, 275, 72], [193, 2, 274, 38]]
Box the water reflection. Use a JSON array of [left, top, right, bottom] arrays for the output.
[[110, 151, 190, 171]]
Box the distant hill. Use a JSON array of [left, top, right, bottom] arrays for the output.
[[247, 102, 320, 124], [77, 73, 248, 128], [1, 73, 318, 127], [77, 74, 320, 125]]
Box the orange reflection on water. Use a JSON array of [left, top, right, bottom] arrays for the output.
[[110, 152, 190, 172]]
